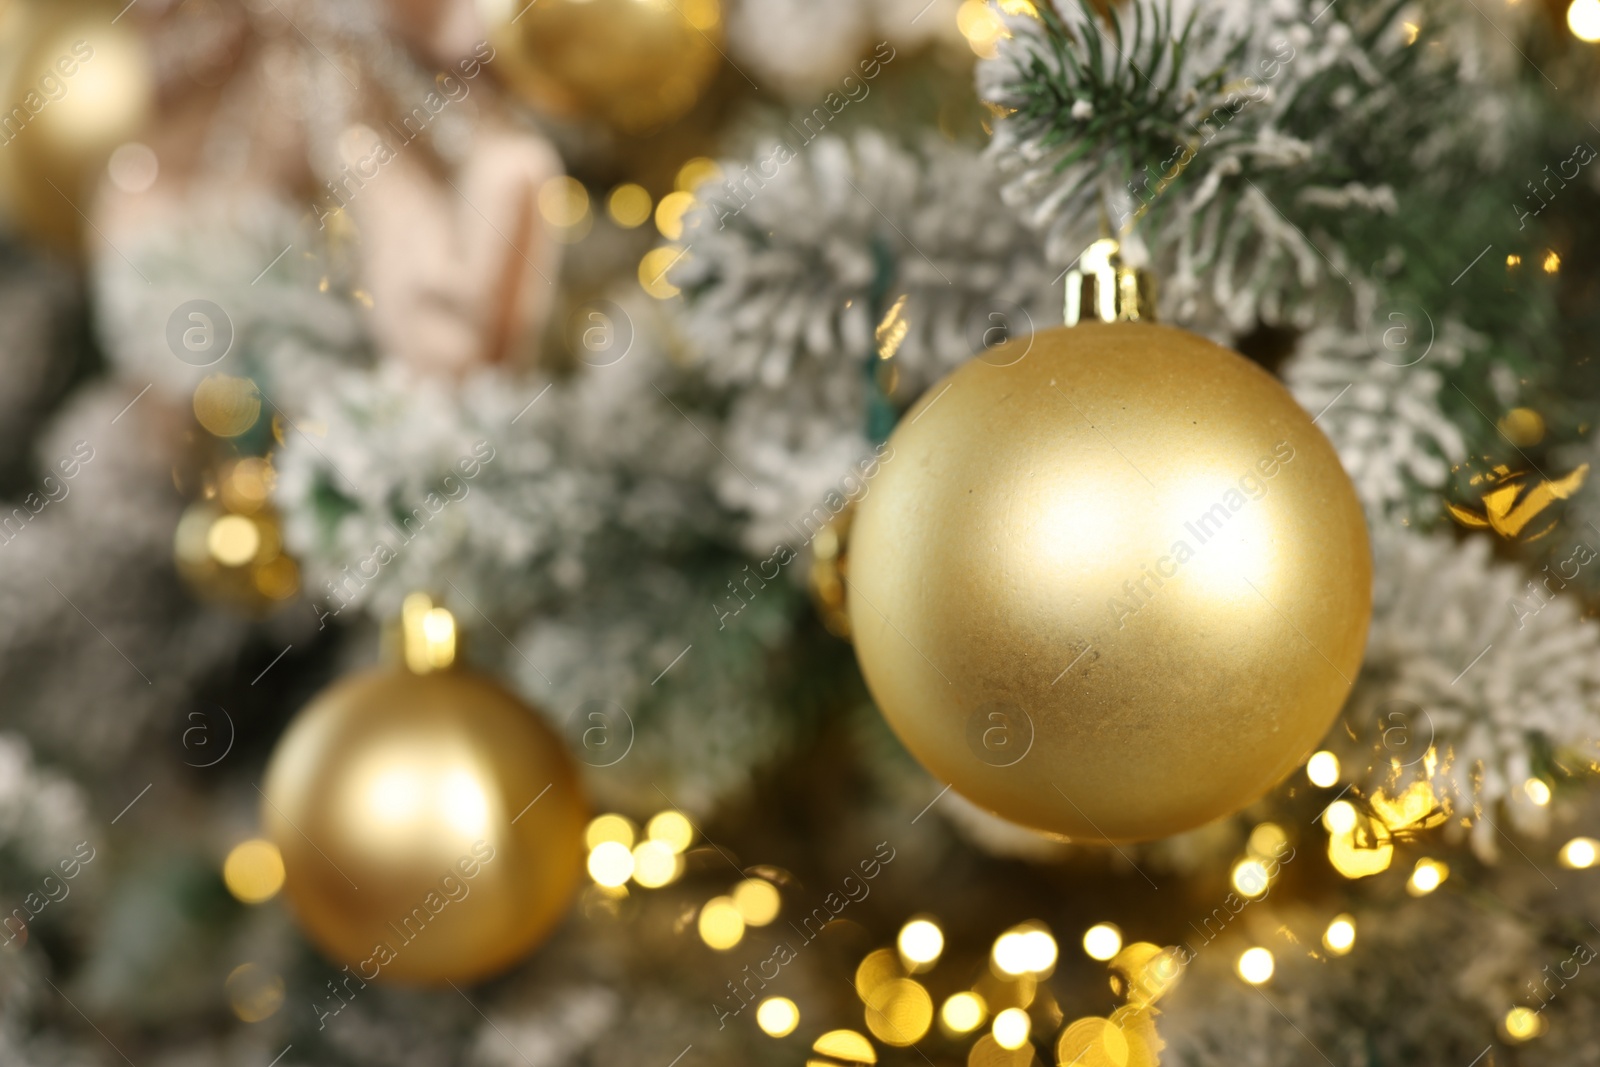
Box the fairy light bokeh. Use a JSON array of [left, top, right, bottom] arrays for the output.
[[222, 839, 284, 904], [587, 840, 633, 888], [731, 878, 780, 925], [897, 918, 944, 970], [1306, 750, 1340, 787], [1237, 947, 1274, 984], [1082, 922, 1122, 961], [1572, 0, 1600, 40], [940, 991, 986, 1035], [990, 1007, 1030, 1050], [697, 895, 744, 950], [1323, 915, 1357, 955], [1560, 837, 1598, 869], [1408, 858, 1449, 896], [756, 996, 799, 1037]]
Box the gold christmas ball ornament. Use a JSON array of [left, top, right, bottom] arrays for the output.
[[480, 0, 723, 134], [261, 600, 586, 984], [0, 0, 154, 247], [847, 246, 1371, 842]]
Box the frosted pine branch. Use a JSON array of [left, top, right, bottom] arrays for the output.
[[274, 343, 723, 627], [666, 131, 1056, 551], [1335, 528, 1600, 859], [1283, 305, 1473, 518], [978, 0, 1529, 335]]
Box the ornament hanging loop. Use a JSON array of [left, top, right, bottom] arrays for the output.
[[388, 592, 458, 674], [1064, 238, 1157, 326]]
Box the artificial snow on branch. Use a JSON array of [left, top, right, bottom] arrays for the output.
[[274, 308, 723, 628], [1334, 527, 1600, 859], [0, 384, 253, 767], [667, 131, 1057, 550], [978, 0, 1529, 335], [509, 557, 805, 815], [272, 299, 811, 810], [1282, 298, 1474, 519], [92, 192, 368, 410]]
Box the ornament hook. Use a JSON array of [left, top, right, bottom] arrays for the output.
[[1064, 239, 1156, 326], [398, 592, 457, 673]]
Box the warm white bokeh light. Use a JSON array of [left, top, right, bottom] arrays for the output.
[[698, 896, 745, 950], [587, 841, 634, 888], [940, 991, 986, 1033], [223, 840, 285, 904], [1408, 858, 1448, 896], [1306, 750, 1340, 788], [645, 811, 694, 852], [39, 27, 150, 155], [584, 814, 635, 851], [1237, 947, 1274, 984], [1323, 800, 1358, 834], [108, 142, 159, 194], [1323, 915, 1356, 955], [993, 926, 1057, 975], [1082, 922, 1122, 961], [1523, 778, 1552, 806], [1231, 858, 1270, 898], [1569, 0, 1600, 42], [731, 878, 781, 926], [991, 1007, 1031, 1050], [207, 514, 260, 566], [1505, 1005, 1547, 1041], [898, 919, 944, 968], [755, 997, 799, 1037], [631, 840, 681, 888], [1559, 837, 1598, 869]]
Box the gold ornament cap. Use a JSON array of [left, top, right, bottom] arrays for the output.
[[1064, 239, 1157, 326], [380, 592, 459, 674]]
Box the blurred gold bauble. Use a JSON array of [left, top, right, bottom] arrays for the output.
[[261, 664, 586, 983], [0, 1, 153, 247], [481, 0, 723, 134], [808, 504, 853, 639], [847, 322, 1371, 842]]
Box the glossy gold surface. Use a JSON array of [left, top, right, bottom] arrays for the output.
[[848, 323, 1371, 842], [261, 668, 586, 983]]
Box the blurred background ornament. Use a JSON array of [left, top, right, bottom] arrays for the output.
[[481, 0, 724, 134], [343, 118, 565, 375], [89, 0, 565, 384], [1445, 456, 1588, 543], [260, 595, 587, 984], [808, 503, 853, 640], [0, 0, 153, 249]]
